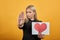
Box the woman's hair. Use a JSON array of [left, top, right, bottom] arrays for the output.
[[25, 5, 37, 23]]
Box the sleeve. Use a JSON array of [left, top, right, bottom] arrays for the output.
[[18, 23, 26, 29], [18, 25, 24, 29], [32, 35, 41, 40]]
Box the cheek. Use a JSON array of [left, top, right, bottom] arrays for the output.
[[27, 13, 32, 16], [26, 13, 30, 16], [28, 13, 34, 17], [26, 12, 34, 17], [31, 13, 35, 16], [30, 13, 33, 16]]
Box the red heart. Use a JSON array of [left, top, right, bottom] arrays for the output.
[[34, 23, 47, 33]]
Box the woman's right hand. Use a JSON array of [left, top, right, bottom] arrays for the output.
[[18, 12, 25, 26]]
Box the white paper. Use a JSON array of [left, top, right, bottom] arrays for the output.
[[32, 22, 50, 35]]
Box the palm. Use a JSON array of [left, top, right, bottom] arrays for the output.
[[18, 12, 25, 25]]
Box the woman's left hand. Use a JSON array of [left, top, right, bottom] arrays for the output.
[[38, 32, 45, 39]]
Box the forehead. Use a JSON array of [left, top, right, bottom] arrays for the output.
[[26, 8, 32, 12]]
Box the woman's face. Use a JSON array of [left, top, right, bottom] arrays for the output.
[[26, 8, 35, 19]]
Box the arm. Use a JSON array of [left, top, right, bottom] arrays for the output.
[[18, 24, 24, 29], [18, 12, 25, 29], [37, 20, 45, 39]]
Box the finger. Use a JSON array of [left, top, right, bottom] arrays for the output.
[[18, 12, 23, 23], [19, 12, 24, 18], [18, 12, 25, 24]]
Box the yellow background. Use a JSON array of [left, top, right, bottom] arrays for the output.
[[0, 0, 60, 40]]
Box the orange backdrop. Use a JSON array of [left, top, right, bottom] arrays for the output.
[[0, 0, 60, 40]]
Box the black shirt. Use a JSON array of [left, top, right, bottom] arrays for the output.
[[19, 19, 42, 40]]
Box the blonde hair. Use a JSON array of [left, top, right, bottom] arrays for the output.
[[25, 5, 37, 23]]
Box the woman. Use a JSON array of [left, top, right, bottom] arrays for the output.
[[18, 5, 44, 40]]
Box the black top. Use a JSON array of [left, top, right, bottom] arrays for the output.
[[19, 19, 42, 40]]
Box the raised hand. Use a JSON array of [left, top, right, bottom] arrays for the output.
[[18, 12, 25, 26]]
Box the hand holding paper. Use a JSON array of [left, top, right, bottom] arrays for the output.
[[32, 22, 50, 35]]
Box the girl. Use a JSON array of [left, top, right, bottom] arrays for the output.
[[18, 5, 44, 40]]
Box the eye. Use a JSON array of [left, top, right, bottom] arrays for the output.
[[26, 11, 31, 13], [28, 11, 31, 13]]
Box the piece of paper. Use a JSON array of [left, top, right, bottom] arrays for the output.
[[32, 22, 50, 35]]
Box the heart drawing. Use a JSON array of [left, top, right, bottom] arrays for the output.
[[34, 23, 47, 33]]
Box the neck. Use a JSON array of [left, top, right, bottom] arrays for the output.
[[30, 17, 35, 21], [31, 18, 34, 21]]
